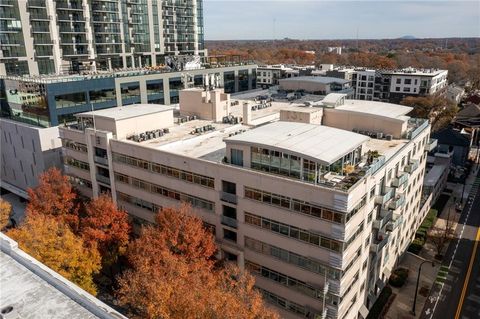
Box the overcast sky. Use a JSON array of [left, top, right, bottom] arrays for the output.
[[203, 1, 480, 40]]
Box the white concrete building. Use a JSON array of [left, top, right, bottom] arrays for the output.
[[59, 90, 432, 319], [256, 65, 295, 88], [384, 68, 448, 103], [327, 47, 342, 55], [0, 0, 205, 76], [352, 69, 376, 101], [0, 118, 62, 198]]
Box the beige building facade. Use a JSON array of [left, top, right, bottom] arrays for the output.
[[59, 91, 432, 319]]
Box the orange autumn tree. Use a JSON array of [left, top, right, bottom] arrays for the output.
[[80, 194, 131, 266], [117, 204, 278, 319], [0, 198, 12, 230], [27, 167, 79, 228], [7, 214, 101, 295], [154, 204, 217, 263]]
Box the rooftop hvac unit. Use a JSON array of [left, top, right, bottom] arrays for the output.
[[386, 134, 393, 141], [376, 132, 384, 139]]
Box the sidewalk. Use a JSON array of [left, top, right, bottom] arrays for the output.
[[384, 167, 479, 319]]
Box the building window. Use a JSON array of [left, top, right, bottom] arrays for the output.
[[404, 79, 412, 85], [55, 92, 86, 108], [223, 228, 237, 242], [230, 149, 243, 166], [244, 212, 345, 252], [396, 78, 401, 84], [395, 87, 401, 92], [120, 82, 141, 100], [89, 88, 116, 104], [244, 186, 348, 224]]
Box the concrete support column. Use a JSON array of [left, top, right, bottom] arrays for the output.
[[163, 77, 170, 105], [140, 80, 148, 104], [234, 69, 239, 92], [18, 1, 38, 75], [248, 68, 253, 90]]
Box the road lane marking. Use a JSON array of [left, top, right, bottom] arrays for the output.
[[454, 227, 480, 319], [430, 181, 479, 319]]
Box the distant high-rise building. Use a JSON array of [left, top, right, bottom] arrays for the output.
[[0, 0, 205, 76]]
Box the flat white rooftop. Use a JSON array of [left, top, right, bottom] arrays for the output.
[[225, 121, 369, 165], [0, 234, 126, 319], [424, 164, 447, 186], [337, 100, 413, 119], [76, 103, 174, 121]]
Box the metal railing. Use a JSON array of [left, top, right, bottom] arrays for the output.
[[221, 216, 238, 228], [220, 191, 237, 204]]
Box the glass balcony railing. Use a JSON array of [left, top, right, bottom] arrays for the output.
[[425, 138, 438, 152], [388, 194, 406, 210], [404, 160, 419, 174], [95, 174, 111, 185], [220, 192, 237, 204], [221, 216, 237, 228], [375, 187, 394, 205], [391, 172, 409, 188]]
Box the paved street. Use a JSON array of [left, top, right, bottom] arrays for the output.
[[421, 170, 480, 319]]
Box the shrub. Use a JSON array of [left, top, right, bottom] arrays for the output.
[[367, 286, 393, 319], [415, 209, 437, 239], [389, 268, 409, 287]]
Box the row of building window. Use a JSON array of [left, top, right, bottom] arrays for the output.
[[258, 288, 321, 319], [244, 186, 361, 224], [67, 175, 92, 189], [246, 260, 339, 306], [244, 236, 342, 280], [62, 139, 88, 153], [244, 212, 344, 253], [64, 156, 89, 171], [114, 172, 215, 212], [112, 152, 215, 188], [117, 191, 161, 214]]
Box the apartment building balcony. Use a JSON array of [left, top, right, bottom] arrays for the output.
[[56, 4, 84, 11], [386, 214, 403, 232], [375, 187, 394, 205], [96, 174, 111, 185], [27, 0, 47, 8], [94, 156, 108, 166], [0, 0, 15, 7], [404, 159, 419, 174], [220, 191, 237, 205], [370, 231, 389, 254], [29, 14, 51, 21], [373, 209, 393, 231], [425, 138, 438, 152], [391, 172, 409, 188], [221, 216, 238, 229], [388, 194, 406, 210]]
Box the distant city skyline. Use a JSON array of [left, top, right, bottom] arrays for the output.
[[204, 1, 480, 40]]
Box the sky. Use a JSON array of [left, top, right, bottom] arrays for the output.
[[203, 1, 480, 40]]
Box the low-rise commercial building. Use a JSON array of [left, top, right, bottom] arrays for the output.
[[0, 118, 62, 198], [324, 66, 448, 103], [60, 90, 431, 319], [0, 62, 257, 127], [256, 65, 313, 88], [279, 76, 354, 97]]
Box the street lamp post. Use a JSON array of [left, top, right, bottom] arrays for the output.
[[412, 259, 435, 316]]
